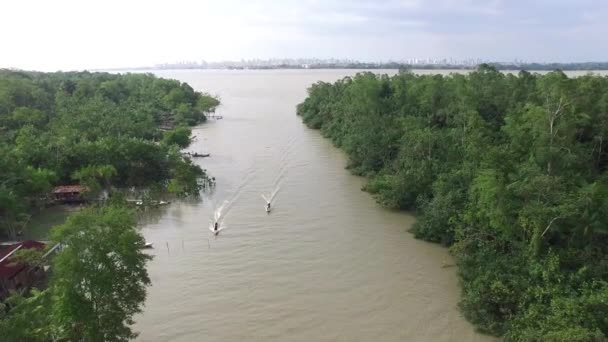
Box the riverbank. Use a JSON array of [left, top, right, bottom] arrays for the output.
[[296, 65, 608, 339], [0, 69, 218, 241], [0, 70, 221, 340]]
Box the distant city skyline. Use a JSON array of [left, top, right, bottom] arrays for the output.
[[143, 58, 607, 71], [156, 57, 514, 65], [12, 56, 607, 73], [2, 0, 607, 71], [151, 57, 565, 67]]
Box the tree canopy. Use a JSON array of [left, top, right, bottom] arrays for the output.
[[0, 69, 219, 239], [0, 69, 220, 340], [297, 66, 608, 340]]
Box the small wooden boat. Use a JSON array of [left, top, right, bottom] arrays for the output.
[[134, 200, 171, 206], [191, 153, 210, 158]]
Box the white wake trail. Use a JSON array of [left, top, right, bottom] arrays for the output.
[[210, 160, 256, 230], [270, 184, 281, 202]]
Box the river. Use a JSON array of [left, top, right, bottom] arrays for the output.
[[132, 69, 504, 341]]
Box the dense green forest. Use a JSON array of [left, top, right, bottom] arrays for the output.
[[0, 70, 218, 340], [0, 69, 219, 239], [297, 65, 608, 340]]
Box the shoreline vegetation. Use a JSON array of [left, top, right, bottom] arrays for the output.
[[0, 69, 219, 340], [297, 64, 608, 340], [0, 69, 219, 241]]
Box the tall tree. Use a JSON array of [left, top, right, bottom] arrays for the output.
[[49, 205, 151, 341]]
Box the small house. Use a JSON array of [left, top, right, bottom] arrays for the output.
[[0, 240, 47, 301], [53, 184, 88, 203]]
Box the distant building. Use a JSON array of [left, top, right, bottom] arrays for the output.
[[53, 184, 88, 203], [0, 240, 47, 300]]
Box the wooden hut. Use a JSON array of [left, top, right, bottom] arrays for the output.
[[53, 185, 88, 203]]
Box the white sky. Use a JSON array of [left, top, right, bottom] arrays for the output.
[[3, 0, 266, 70], [2, 0, 606, 71]]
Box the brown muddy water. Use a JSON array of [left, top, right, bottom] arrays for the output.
[[134, 69, 496, 341]]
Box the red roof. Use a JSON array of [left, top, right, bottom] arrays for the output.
[[53, 185, 87, 194], [0, 240, 46, 279]]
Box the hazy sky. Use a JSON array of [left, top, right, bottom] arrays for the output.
[[2, 0, 606, 71]]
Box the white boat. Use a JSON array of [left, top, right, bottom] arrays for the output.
[[138, 242, 153, 249]]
